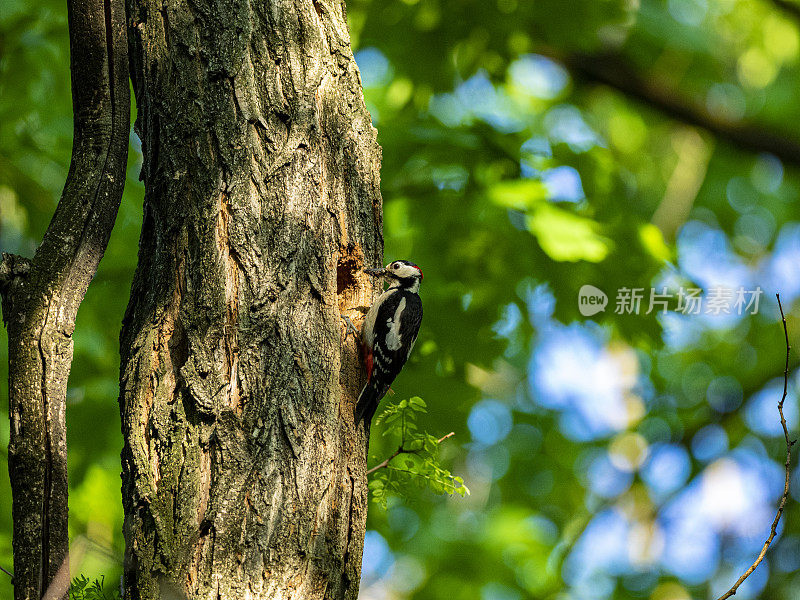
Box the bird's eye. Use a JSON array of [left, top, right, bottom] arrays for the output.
[[393, 263, 399, 269]]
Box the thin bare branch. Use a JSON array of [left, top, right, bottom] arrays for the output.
[[436, 431, 456, 444], [715, 293, 795, 600]]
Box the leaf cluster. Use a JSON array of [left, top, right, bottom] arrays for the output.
[[68, 575, 120, 600], [369, 397, 468, 508]]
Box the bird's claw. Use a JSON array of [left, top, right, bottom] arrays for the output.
[[341, 314, 360, 340]]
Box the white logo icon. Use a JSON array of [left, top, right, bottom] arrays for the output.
[[578, 285, 608, 316]]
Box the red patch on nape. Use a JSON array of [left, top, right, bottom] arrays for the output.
[[416, 265, 423, 279], [365, 351, 374, 381]]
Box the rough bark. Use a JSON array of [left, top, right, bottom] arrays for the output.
[[0, 0, 130, 598], [119, 0, 382, 598]]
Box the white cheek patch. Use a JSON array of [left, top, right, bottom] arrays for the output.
[[396, 265, 416, 278], [385, 297, 406, 351]]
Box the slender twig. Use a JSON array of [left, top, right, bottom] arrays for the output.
[[366, 432, 455, 476], [366, 446, 405, 476], [715, 293, 795, 600], [0, 564, 12, 579], [437, 431, 455, 444]]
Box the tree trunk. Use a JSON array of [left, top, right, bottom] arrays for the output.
[[119, 0, 382, 597], [0, 0, 130, 597]]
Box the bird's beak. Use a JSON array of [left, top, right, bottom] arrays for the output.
[[363, 267, 387, 276]]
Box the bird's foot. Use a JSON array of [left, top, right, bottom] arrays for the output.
[[341, 314, 361, 340]]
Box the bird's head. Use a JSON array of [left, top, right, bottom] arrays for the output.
[[364, 260, 423, 288]]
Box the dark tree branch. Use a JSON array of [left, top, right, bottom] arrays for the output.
[[558, 51, 800, 166], [771, 0, 800, 22], [715, 293, 795, 600], [0, 0, 129, 596]]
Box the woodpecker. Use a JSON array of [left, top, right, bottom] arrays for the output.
[[354, 259, 424, 425]]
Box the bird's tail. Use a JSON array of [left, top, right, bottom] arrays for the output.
[[354, 381, 389, 426]]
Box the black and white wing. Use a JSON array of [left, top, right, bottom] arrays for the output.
[[355, 290, 423, 423]]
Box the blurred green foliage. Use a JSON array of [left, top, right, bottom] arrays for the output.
[[3, 0, 800, 599]]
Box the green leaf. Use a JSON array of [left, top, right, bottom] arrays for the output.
[[639, 222, 672, 261], [526, 204, 611, 262], [410, 396, 426, 407], [68, 575, 120, 600], [384, 412, 401, 424], [488, 179, 548, 211]]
